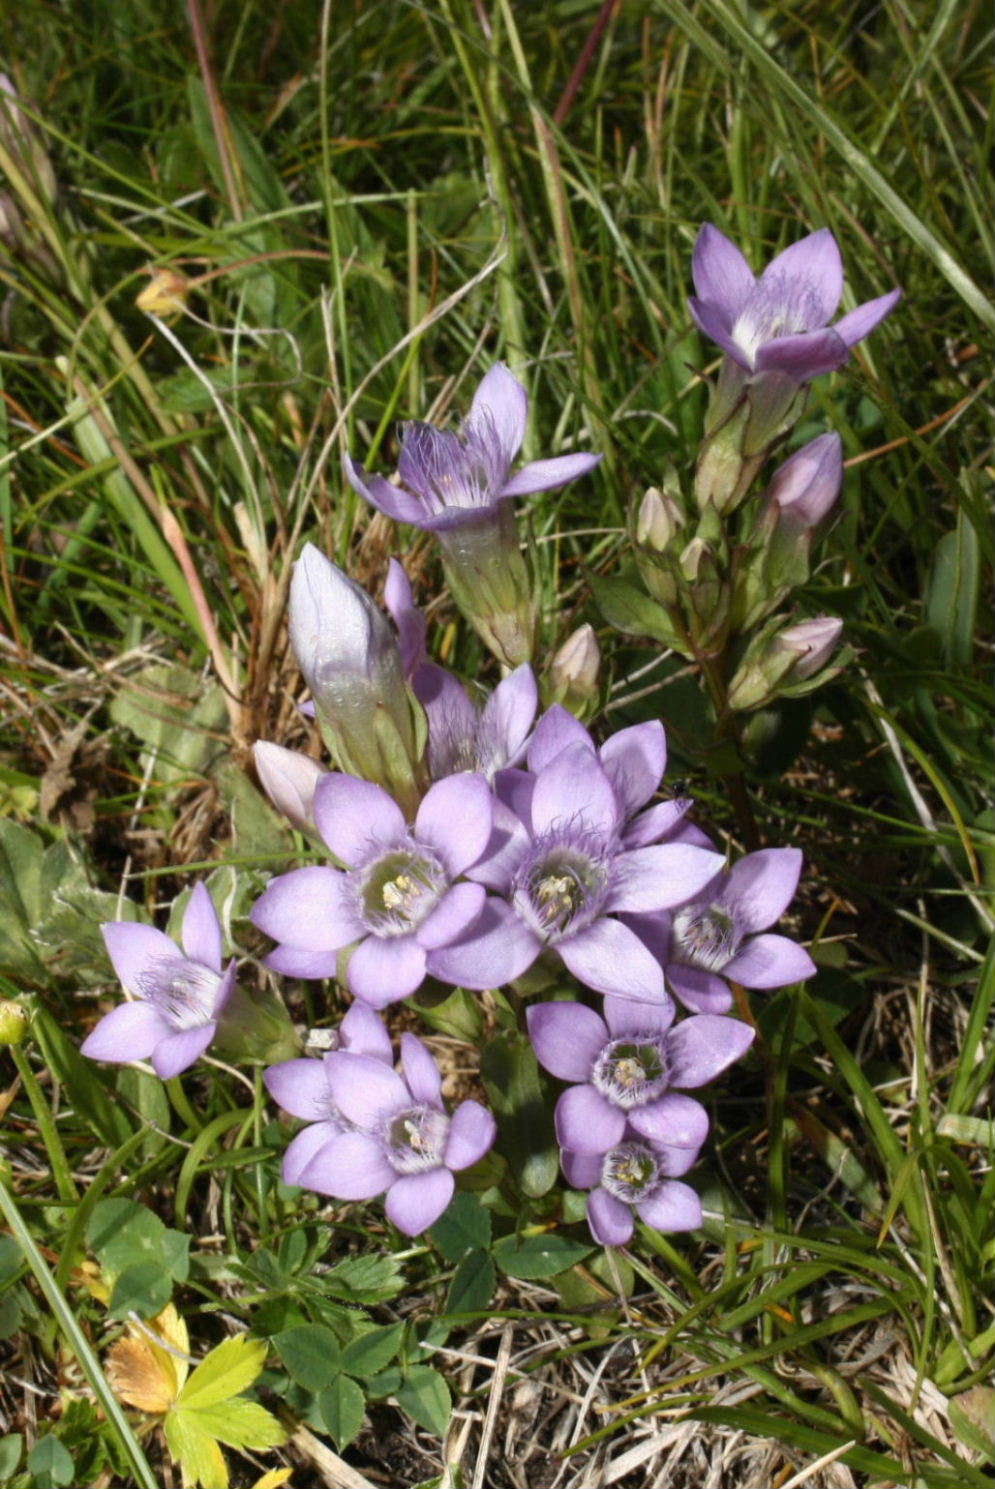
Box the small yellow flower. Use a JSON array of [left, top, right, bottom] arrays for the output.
[[136, 267, 190, 320]]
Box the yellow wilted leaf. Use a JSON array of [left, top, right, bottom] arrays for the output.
[[106, 1303, 191, 1413], [70, 1258, 111, 1306]]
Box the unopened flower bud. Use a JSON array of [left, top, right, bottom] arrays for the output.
[[635, 487, 684, 551], [0, 1000, 29, 1045], [549, 624, 601, 716], [253, 742, 325, 834], [767, 433, 843, 528], [679, 536, 709, 583], [774, 616, 843, 679]]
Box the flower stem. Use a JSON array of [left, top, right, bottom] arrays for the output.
[[9, 1045, 78, 1206], [698, 654, 762, 851]]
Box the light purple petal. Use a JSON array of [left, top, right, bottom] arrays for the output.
[[636, 1179, 702, 1233], [480, 664, 538, 772], [415, 663, 479, 748], [444, 1100, 497, 1170], [81, 1001, 172, 1063], [833, 287, 901, 348], [627, 1092, 709, 1150], [688, 297, 748, 364], [400, 1032, 443, 1106], [415, 881, 486, 952], [527, 705, 593, 774], [467, 781, 533, 892], [762, 228, 843, 321], [558, 918, 666, 1003], [250, 865, 361, 951], [599, 722, 666, 817], [282, 1120, 342, 1185], [180, 883, 223, 970], [386, 1168, 455, 1235], [691, 224, 755, 321], [151, 1023, 216, 1079], [415, 773, 493, 877], [602, 993, 675, 1039], [101, 922, 179, 995], [723, 933, 816, 988], [467, 363, 528, 466], [722, 847, 802, 933], [500, 451, 602, 498], [339, 1002, 394, 1063], [323, 1051, 410, 1129], [264, 1057, 334, 1120], [299, 1129, 395, 1198], [663, 1014, 755, 1088], [587, 1188, 634, 1246], [344, 455, 431, 527], [264, 944, 343, 980], [384, 559, 427, 676], [606, 844, 725, 915], [560, 1148, 601, 1189], [427, 899, 541, 990], [555, 1085, 626, 1155], [526, 1000, 606, 1081], [666, 964, 733, 1014], [313, 774, 406, 866], [622, 799, 691, 850], [347, 934, 427, 1008], [531, 743, 619, 839], [755, 328, 848, 379]]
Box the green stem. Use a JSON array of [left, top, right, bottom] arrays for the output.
[[9, 1045, 78, 1205], [698, 655, 761, 851]]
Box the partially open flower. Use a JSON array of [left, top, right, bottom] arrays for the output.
[[767, 433, 843, 529]]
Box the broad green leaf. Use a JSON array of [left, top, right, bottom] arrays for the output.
[[586, 569, 683, 646], [164, 1410, 227, 1489], [25, 1435, 74, 1489], [88, 1199, 189, 1283], [926, 510, 981, 667], [107, 1261, 173, 1321], [340, 1323, 404, 1380], [109, 662, 227, 785], [273, 1324, 343, 1391], [0, 1434, 22, 1477], [321, 1252, 406, 1303], [480, 1032, 558, 1198], [445, 1249, 495, 1316], [318, 1375, 366, 1450], [492, 1232, 594, 1280], [177, 1337, 268, 1410], [395, 1366, 451, 1437], [185, 1400, 286, 1453], [430, 1192, 492, 1262]]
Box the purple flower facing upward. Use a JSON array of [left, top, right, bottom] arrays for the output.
[[562, 1130, 703, 1247], [344, 363, 601, 533], [628, 847, 817, 1014], [527, 994, 754, 1157], [82, 884, 236, 1079], [264, 1003, 392, 1184], [296, 1032, 496, 1235], [689, 224, 900, 384], [250, 771, 492, 1008]]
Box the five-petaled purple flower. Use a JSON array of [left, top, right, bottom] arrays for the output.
[[264, 1002, 393, 1183], [82, 883, 236, 1078], [250, 771, 492, 1008], [296, 1032, 496, 1235], [562, 1129, 704, 1247], [627, 847, 817, 1014], [689, 224, 900, 383], [527, 993, 754, 1156], [344, 363, 601, 531]]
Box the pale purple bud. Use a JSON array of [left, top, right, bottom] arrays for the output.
[[635, 488, 683, 552], [550, 624, 601, 711], [767, 433, 843, 527], [253, 741, 326, 834], [774, 616, 843, 679]]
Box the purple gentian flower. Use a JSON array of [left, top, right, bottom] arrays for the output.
[[415, 662, 538, 782], [296, 1032, 496, 1235], [82, 884, 236, 1078], [428, 740, 724, 1002], [562, 1129, 703, 1247], [689, 224, 900, 383], [264, 1003, 392, 1183], [527, 994, 754, 1156], [344, 363, 601, 532], [766, 432, 843, 528], [628, 847, 817, 1014], [250, 772, 492, 1008]]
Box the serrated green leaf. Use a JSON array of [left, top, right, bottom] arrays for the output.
[[429, 1191, 492, 1262], [394, 1366, 451, 1438], [177, 1337, 268, 1410], [492, 1232, 593, 1280], [183, 1399, 286, 1453], [445, 1249, 496, 1316], [164, 1410, 227, 1489], [273, 1324, 342, 1391], [109, 662, 227, 785], [321, 1252, 406, 1303], [107, 1260, 172, 1320], [340, 1322, 404, 1379], [317, 1375, 366, 1449]]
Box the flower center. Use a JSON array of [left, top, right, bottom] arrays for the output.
[[670, 902, 740, 972], [384, 1104, 450, 1174], [514, 841, 608, 943], [141, 956, 220, 1031], [399, 423, 494, 515], [591, 1037, 668, 1109], [359, 847, 444, 937], [600, 1141, 662, 1204], [731, 277, 826, 366]]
